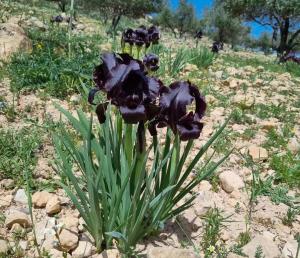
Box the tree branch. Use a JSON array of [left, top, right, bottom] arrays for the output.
[[288, 28, 300, 46]]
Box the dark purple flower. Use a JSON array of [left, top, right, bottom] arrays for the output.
[[50, 15, 64, 23], [90, 53, 162, 124], [135, 26, 149, 47], [148, 25, 160, 44], [194, 30, 203, 39], [122, 28, 136, 46], [143, 54, 159, 72], [158, 81, 206, 141], [212, 41, 224, 53]]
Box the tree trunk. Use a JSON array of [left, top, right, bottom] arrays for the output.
[[110, 15, 121, 33], [277, 18, 290, 59], [58, 0, 67, 12]]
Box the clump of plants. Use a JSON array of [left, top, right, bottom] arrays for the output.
[[54, 29, 230, 256], [6, 26, 102, 98]]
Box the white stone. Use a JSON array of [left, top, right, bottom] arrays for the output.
[[59, 228, 79, 252], [248, 145, 268, 161], [0, 239, 8, 254], [219, 171, 245, 193], [46, 195, 61, 215], [0, 23, 32, 61], [147, 247, 199, 258], [287, 137, 300, 154], [32, 191, 51, 208], [282, 239, 298, 258], [5, 210, 31, 229], [242, 232, 280, 257], [0, 194, 13, 208], [72, 241, 93, 258], [14, 189, 28, 205]]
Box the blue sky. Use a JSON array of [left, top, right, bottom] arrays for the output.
[[170, 0, 272, 38]]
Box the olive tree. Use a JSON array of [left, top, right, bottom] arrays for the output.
[[222, 0, 300, 58], [155, 0, 199, 38], [79, 0, 163, 32], [203, 1, 250, 47]]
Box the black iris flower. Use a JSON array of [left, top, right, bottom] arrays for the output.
[[135, 26, 149, 47], [148, 26, 160, 44], [89, 53, 162, 124], [50, 15, 64, 23], [158, 81, 206, 141], [143, 54, 159, 72], [122, 28, 136, 46]]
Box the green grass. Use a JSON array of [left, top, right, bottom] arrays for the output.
[[222, 55, 300, 78], [188, 47, 216, 69], [0, 127, 42, 187], [5, 26, 102, 98]]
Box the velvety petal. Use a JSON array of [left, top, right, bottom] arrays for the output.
[[119, 105, 147, 124], [95, 102, 108, 123], [147, 77, 163, 101], [88, 88, 100, 105], [148, 25, 160, 44], [158, 81, 206, 140], [177, 122, 204, 141]]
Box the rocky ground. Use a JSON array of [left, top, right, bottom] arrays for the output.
[[0, 2, 299, 258]]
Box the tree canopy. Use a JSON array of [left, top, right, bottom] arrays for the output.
[[204, 1, 250, 47], [222, 0, 300, 57], [154, 0, 199, 38]]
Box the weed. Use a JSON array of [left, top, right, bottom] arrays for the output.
[[6, 26, 102, 98], [271, 153, 300, 187], [0, 127, 42, 187], [254, 246, 265, 258], [282, 207, 300, 226], [201, 207, 231, 257]]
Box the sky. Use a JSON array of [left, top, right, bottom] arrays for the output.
[[169, 0, 272, 38]]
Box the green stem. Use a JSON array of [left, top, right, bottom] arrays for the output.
[[68, 0, 75, 59], [124, 124, 133, 166]]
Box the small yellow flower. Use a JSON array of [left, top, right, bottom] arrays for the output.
[[37, 43, 43, 50], [208, 245, 215, 253]]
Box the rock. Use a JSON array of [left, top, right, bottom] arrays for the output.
[[99, 43, 112, 52], [49, 249, 71, 258], [0, 23, 32, 61], [0, 194, 13, 208], [282, 239, 298, 258], [287, 137, 300, 154], [227, 254, 244, 258], [5, 210, 31, 229], [248, 145, 268, 162], [72, 241, 93, 258], [182, 63, 198, 73], [46, 195, 61, 215], [94, 249, 121, 258], [259, 119, 278, 130], [24, 17, 47, 30], [232, 94, 255, 108], [214, 71, 223, 79], [76, 23, 86, 31], [32, 191, 51, 208], [14, 189, 28, 205], [0, 178, 14, 188], [242, 232, 280, 258], [70, 94, 81, 104], [147, 247, 199, 258], [59, 228, 79, 252], [205, 95, 217, 105], [199, 180, 212, 191], [61, 215, 79, 233], [0, 239, 8, 254], [219, 171, 245, 193]]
